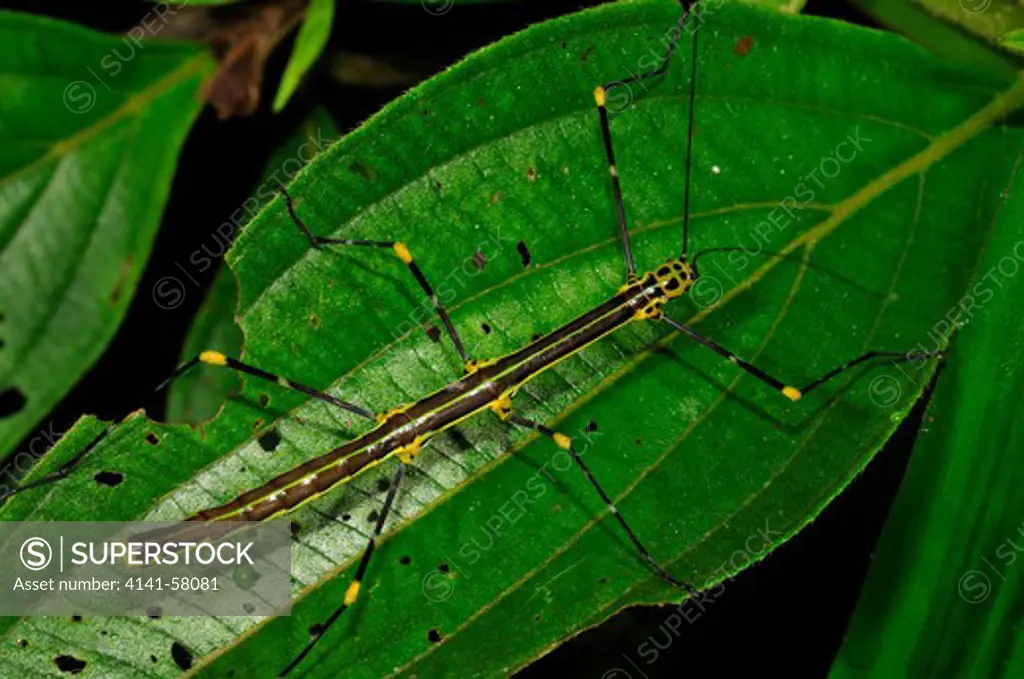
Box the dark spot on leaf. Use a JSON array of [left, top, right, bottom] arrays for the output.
[[734, 36, 754, 57], [634, 439, 641, 447], [534, 614, 541, 622], [54, 654, 87, 674], [425, 325, 442, 343], [16, 639, 27, 648], [421, 108, 430, 117], [580, 44, 594, 62], [598, 577, 607, 584], [309, 622, 326, 636], [258, 430, 281, 452], [94, 471, 123, 487], [0, 387, 27, 417], [490, 191, 501, 205], [349, 159, 376, 181], [290, 521, 301, 536], [145, 432, 159, 446], [517, 241, 532, 267], [109, 257, 133, 305], [481, 323, 491, 335], [472, 251, 488, 270], [399, 555, 411, 565], [149, 655, 158, 663], [438, 563, 450, 573], [427, 629, 442, 643], [309, 313, 320, 328], [433, 179, 443, 193], [585, 421, 598, 432], [258, 394, 270, 408], [147, 606, 162, 619], [367, 510, 379, 524], [376, 477, 391, 493], [342, 513, 351, 522], [560, 40, 567, 49], [170, 641, 193, 671], [70, 615, 82, 623], [100, 630, 107, 636], [526, 167, 537, 182]]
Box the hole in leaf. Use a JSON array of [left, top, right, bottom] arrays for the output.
[[258, 430, 281, 452], [342, 514, 351, 522], [54, 654, 86, 674], [427, 629, 442, 643], [376, 477, 390, 493], [94, 471, 123, 487], [438, 563, 450, 574], [367, 510, 379, 524], [585, 421, 598, 432], [0, 387, 27, 418], [517, 241, 532, 267], [149, 655, 158, 664], [70, 615, 82, 623], [399, 555, 411, 566], [15, 639, 27, 648], [145, 433, 159, 446], [481, 323, 491, 335], [170, 642, 193, 671], [424, 325, 442, 343]]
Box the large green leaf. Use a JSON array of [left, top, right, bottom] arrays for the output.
[[829, 142, 1024, 678], [0, 13, 213, 464], [2, 1, 1024, 677]]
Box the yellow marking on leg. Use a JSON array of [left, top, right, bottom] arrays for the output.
[[594, 86, 607, 107], [465, 358, 497, 374], [377, 406, 408, 425], [344, 581, 361, 606], [200, 350, 227, 366], [397, 439, 422, 463], [489, 393, 513, 420], [393, 242, 413, 264], [553, 433, 572, 450], [782, 386, 802, 402]]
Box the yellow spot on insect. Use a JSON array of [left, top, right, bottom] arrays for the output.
[[553, 433, 572, 450], [200, 350, 227, 366], [782, 386, 802, 402], [397, 438, 423, 464], [594, 86, 607, 107], [377, 406, 407, 424], [393, 242, 413, 264], [489, 394, 513, 420], [465, 358, 496, 374], [344, 581, 361, 606]]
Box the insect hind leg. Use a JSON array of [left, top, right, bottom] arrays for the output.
[[278, 184, 471, 366], [503, 411, 698, 595]]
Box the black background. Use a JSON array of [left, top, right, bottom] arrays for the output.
[[1, 1, 930, 677]]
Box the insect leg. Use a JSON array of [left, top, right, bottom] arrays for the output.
[[594, 2, 700, 278], [279, 185, 470, 365], [166, 350, 374, 421], [662, 315, 942, 401], [0, 352, 373, 504], [505, 412, 697, 594], [279, 463, 407, 677]]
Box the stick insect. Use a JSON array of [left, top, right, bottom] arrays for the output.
[[2, 1, 941, 675]]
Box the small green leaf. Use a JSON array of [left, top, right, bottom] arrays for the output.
[[913, 0, 1024, 44], [830, 142, 1024, 679], [850, 0, 1021, 77], [0, 12, 213, 462], [999, 27, 1024, 55], [166, 108, 340, 424], [272, 0, 335, 113]]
